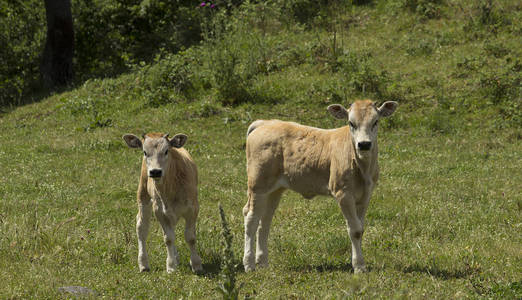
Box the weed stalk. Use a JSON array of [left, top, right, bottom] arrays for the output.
[[216, 203, 242, 300]]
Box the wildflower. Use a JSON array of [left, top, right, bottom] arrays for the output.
[[199, 2, 206, 7], [210, 4, 216, 8]]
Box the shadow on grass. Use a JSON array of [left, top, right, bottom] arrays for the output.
[[197, 256, 245, 279], [400, 263, 476, 280], [290, 262, 356, 273]]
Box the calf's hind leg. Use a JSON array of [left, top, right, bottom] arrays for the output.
[[243, 190, 267, 272], [255, 188, 283, 267], [184, 211, 203, 273]]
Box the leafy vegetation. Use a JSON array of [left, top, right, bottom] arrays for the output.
[[0, 0, 520, 298]]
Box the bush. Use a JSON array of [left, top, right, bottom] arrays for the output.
[[141, 51, 199, 107], [200, 2, 294, 106], [462, 0, 511, 37], [73, 0, 204, 80], [336, 51, 390, 98], [1, 0, 207, 107], [478, 59, 521, 127], [278, 0, 326, 25], [0, 0, 45, 106], [401, 0, 444, 19]]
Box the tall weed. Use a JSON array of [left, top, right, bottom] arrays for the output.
[[216, 204, 242, 300]]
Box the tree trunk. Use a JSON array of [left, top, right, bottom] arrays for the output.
[[41, 0, 74, 88]]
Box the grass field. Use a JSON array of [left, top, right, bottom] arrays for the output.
[[1, 0, 521, 298]]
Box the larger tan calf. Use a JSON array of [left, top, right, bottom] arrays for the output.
[[243, 100, 398, 273], [123, 132, 203, 273]]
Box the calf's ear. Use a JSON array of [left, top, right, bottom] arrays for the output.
[[327, 104, 349, 119], [123, 134, 142, 149], [378, 101, 398, 117], [170, 134, 188, 148]]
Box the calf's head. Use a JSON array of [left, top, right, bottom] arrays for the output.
[[328, 100, 398, 156], [123, 132, 188, 179]]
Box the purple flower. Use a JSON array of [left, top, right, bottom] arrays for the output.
[[200, 2, 206, 7], [210, 4, 216, 8]]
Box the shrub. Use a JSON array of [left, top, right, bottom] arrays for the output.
[[400, 0, 444, 19], [201, 2, 292, 106], [210, 43, 251, 106], [278, 0, 326, 25], [73, 0, 204, 80], [462, 0, 511, 37], [0, 0, 45, 106], [1, 0, 207, 107], [478, 59, 521, 127], [141, 51, 198, 107], [336, 51, 390, 98]]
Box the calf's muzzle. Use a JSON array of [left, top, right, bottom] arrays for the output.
[[357, 141, 372, 151], [149, 169, 163, 178]]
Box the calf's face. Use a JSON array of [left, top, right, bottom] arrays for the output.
[[328, 100, 398, 155], [123, 133, 188, 179]]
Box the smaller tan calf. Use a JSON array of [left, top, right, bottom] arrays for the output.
[[123, 132, 202, 273]]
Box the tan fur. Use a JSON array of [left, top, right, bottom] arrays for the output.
[[125, 132, 202, 273], [242, 100, 397, 273], [137, 134, 198, 215], [246, 122, 378, 199]]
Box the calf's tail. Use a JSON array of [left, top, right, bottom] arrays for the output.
[[246, 120, 265, 138]]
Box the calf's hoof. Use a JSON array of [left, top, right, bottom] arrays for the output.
[[139, 267, 150, 272], [191, 261, 203, 274], [255, 254, 268, 268], [256, 260, 269, 269], [353, 266, 367, 274], [244, 264, 255, 272]]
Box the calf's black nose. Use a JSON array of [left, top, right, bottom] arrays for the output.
[[358, 141, 372, 151], [149, 169, 162, 178]]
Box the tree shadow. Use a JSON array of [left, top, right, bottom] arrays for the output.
[[0, 83, 77, 116]]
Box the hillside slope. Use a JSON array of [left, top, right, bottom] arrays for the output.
[[0, 0, 520, 298]]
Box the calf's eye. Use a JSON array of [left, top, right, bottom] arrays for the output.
[[143, 151, 147, 156], [164, 149, 169, 155], [372, 120, 378, 129], [349, 121, 357, 129]]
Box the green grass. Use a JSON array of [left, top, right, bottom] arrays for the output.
[[1, 88, 520, 299], [1, 0, 521, 298]]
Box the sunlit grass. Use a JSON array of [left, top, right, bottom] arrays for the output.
[[0, 0, 521, 298]]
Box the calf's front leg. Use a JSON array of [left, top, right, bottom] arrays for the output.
[[337, 191, 367, 273], [136, 200, 152, 272]]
